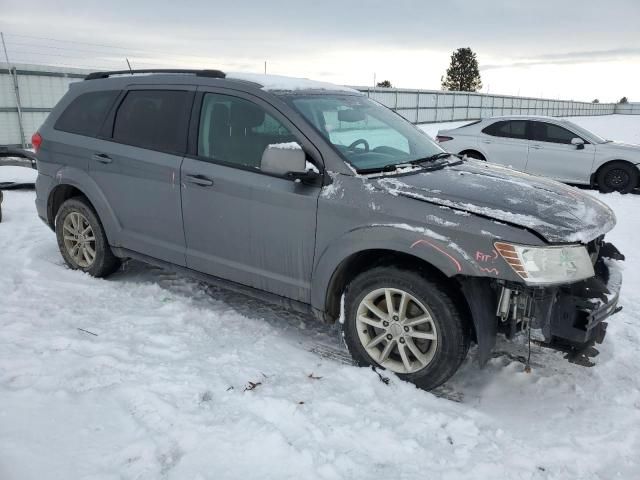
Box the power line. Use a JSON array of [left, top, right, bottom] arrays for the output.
[[2, 32, 228, 64]]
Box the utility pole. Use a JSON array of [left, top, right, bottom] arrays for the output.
[[1, 32, 26, 148], [264, 61, 267, 75]]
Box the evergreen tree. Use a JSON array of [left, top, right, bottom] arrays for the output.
[[376, 80, 392, 88], [441, 48, 482, 92], [619, 96, 628, 104], [592, 99, 600, 103]]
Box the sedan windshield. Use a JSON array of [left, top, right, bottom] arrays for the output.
[[284, 94, 447, 172], [562, 120, 608, 144]]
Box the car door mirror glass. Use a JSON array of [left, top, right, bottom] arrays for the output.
[[261, 142, 307, 176]]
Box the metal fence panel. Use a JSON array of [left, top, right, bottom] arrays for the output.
[[0, 63, 638, 146]]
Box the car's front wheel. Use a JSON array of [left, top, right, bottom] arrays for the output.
[[55, 197, 121, 277], [597, 161, 638, 194], [342, 267, 470, 390]]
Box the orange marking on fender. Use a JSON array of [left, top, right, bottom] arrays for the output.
[[411, 239, 462, 273], [478, 266, 500, 275]]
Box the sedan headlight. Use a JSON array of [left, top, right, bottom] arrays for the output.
[[494, 242, 594, 285]]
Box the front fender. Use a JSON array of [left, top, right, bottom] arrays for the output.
[[49, 166, 123, 246], [310, 224, 516, 313]]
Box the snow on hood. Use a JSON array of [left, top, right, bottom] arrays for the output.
[[376, 160, 616, 244], [227, 72, 359, 93]]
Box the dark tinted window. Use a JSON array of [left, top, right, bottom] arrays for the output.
[[482, 120, 527, 139], [54, 90, 118, 137], [531, 122, 581, 144], [198, 93, 296, 169], [112, 90, 190, 153]]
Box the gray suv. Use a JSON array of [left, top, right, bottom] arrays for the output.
[[34, 69, 624, 389]]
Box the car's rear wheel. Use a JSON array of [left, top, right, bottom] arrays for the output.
[[597, 161, 638, 194], [342, 267, 470, 390], [55, 197, 121, 277]]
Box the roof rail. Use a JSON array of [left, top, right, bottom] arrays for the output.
[[84, 69, 226, 81]]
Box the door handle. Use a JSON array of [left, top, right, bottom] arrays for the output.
[[185, 174, 214, 187], [92, 153, 112, 164], [530, 145, 542, 150]]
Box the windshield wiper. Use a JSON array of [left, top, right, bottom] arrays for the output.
[[409, 152, 454, 164], [356, 164, 400, 175], [356, 153, 459, 175]]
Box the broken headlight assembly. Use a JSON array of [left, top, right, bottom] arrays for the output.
[[494, 242, 595, 286]]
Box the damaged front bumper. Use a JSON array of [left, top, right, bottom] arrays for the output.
[[496, 241, 624, 351], [545, 257, 622, 346]]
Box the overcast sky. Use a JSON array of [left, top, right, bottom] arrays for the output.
[[2, 0, 639, 101]]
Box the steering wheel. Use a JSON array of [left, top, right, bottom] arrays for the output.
[[347, 139, 370, 152]]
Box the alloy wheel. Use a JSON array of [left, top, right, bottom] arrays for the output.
[[62, 211, 96, 268], [605, 168, 630, 190], [356, 287, 439, 374]]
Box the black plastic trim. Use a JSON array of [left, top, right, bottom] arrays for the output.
[[85, 69, 226, 80]]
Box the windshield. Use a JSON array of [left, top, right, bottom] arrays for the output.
[[284, 94, 446, 172], [562, 120, 608, 144]]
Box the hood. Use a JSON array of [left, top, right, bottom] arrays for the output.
[[602, 141, 640, 157], [375, 160, 616, 243]]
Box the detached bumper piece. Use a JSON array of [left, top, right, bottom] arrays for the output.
[[549, 259, 622, 346]]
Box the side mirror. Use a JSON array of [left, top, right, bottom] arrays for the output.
[[262, 142, 306, 176], [261, 142, 321, 184], [571, 137, 585, 150]]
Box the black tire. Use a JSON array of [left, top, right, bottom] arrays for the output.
[[342, 267, 470, 390], [55, 197, 121, 277], [597, 161, 638, 194], [460, 150, 485, 161]]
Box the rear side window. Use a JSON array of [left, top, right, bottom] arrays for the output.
[[54, 90, 119, 137], [112, 90, 190, 154], [531, 122, 581, 145], [482, 120, 527, 139]]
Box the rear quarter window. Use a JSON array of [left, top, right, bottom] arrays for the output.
[[482, 120, 527, 139], [54, 90, 119, 137]]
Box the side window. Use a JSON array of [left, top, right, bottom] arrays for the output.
[[54, 90, 119, 137], [112, 90, 190, 154], [198, 93, 297, 169], [531, 122, 581, 144], [482, 120, 527, 139]]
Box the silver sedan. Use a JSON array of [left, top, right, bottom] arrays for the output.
[[436, 115, 640, 193]]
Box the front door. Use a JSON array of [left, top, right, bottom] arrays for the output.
[[180, 90, 321, 302], [525, 121, 596, 184]]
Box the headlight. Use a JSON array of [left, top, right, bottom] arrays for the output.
[[494, 242, 594, 285]]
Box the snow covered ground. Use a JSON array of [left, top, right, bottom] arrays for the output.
[[1, 115, 640, 479]]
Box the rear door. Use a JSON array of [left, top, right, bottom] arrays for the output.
[[479, 120, 529, 171], [90, 86, 194, 265], [180, 89, 322, 302], [525, 121, 596, 184]]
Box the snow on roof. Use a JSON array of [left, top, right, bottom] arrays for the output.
[[226, 72, 360, 93]]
